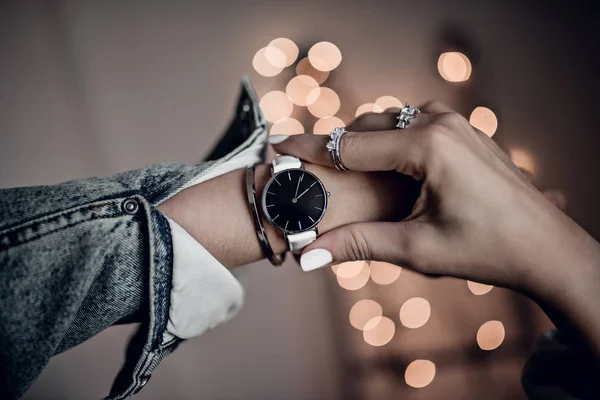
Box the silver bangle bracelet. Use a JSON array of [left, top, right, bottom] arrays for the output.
[[246, 165, 285, 266]]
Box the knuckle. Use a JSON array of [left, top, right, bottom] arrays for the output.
[[342, 227, 371, 261], [439, 111, 465, 126], [421, 99, 444, 110], [427, 112, 466, 133]]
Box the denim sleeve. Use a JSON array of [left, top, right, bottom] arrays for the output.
[[0, 78, 266, 400]]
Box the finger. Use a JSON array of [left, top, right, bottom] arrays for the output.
[[271, 127, 426, 177], [347, 111, 398, 132], [349, 109, 434, 132], [270, 133, 333, 167], [298, 220, 430, 272]]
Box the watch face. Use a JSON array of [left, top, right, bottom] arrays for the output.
[[262, 169, 327, 233]]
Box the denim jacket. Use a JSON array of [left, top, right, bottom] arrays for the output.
[[0, 78, 266, 399]]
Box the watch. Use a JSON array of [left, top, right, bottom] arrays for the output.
[[261, 155, 329, 254]]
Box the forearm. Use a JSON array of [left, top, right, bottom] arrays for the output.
[[159, 163, 416, 268]]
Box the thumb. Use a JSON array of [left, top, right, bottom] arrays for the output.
[[299, 221, 423, 272]]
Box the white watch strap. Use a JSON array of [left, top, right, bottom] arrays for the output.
[[272, 155, 303, 174], [287, 230, 317, 255]]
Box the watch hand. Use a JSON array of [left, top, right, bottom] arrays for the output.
[[295, 187, 310, 201], [294, 176, 302, 198]]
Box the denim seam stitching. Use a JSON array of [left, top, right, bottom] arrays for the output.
[[0, 214, 128, 251], [0, 186, 141, 232], [0, 200, 120, 234]]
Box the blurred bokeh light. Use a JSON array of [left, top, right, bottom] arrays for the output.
[[253, 47, 284, 77], [437, 52, 472, 82], [349, 299, 383, 330], [469, 106, 498, 137], [313, 116, 345, 135], [286, 75, 320, 106], [307, 87, 341, 118], [332, 261, 367, 279], [369, 261, 401, 285], [399, 297, 431, 329], [268, 37, 299, 67], [476, 320, 506, 351], [270, 117, 305, 135], [467, 280, 494, 295], [264, 45, 287, 69], [405, 360, 436, 388], [337, 261, 370, 290], [308, 41, 342, 72], [363, 316, 395, 346], [259, 90, 293, 123], [296, 57, 330, 84]]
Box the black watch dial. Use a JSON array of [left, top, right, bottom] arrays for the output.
[[262, 169, 327, 233]]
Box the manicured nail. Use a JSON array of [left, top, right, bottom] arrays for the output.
[[268, 134, 289, 145], [300, 249, 333, 272]]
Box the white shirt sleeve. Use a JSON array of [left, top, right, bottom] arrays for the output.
[[163, 133, 265, 341], [165, 217, 243, 339]]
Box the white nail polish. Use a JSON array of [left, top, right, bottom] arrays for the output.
[[268, 134, 290, 145], [300, 249, 333, 272]]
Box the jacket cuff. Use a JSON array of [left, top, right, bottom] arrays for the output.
[[105, 77, 267, 399], [106, 205, 180, 400]]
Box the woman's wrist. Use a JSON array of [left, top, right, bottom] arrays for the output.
[[509, 196, 600, 357], [510, 196, 600, 302], [159, 166, 268, 267], [543, 240, 600, 359]]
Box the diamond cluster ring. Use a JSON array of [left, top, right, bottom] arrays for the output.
[[396, 103, 421, 129], [326, 127, 348, 171]]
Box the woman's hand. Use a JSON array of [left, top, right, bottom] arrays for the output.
[[270, 102, 600, 357]]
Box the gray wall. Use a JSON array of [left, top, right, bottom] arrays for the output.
[[1, 1, 598, 399]]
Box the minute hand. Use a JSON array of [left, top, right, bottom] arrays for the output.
[[294, 176, 302, 198], [294, 187, 310, 201]]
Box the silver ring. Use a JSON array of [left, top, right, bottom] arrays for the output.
[[396, 103, 420, 129], [326, 127, 348, 171]]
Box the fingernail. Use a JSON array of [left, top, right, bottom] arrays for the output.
[[300, 249, 333, 272], [268, 134, 289, 145]]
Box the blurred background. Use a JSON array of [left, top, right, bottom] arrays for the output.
[[1, 1, 600, 399]]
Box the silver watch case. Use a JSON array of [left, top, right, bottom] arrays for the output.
[[261, 156, 329, 254]]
